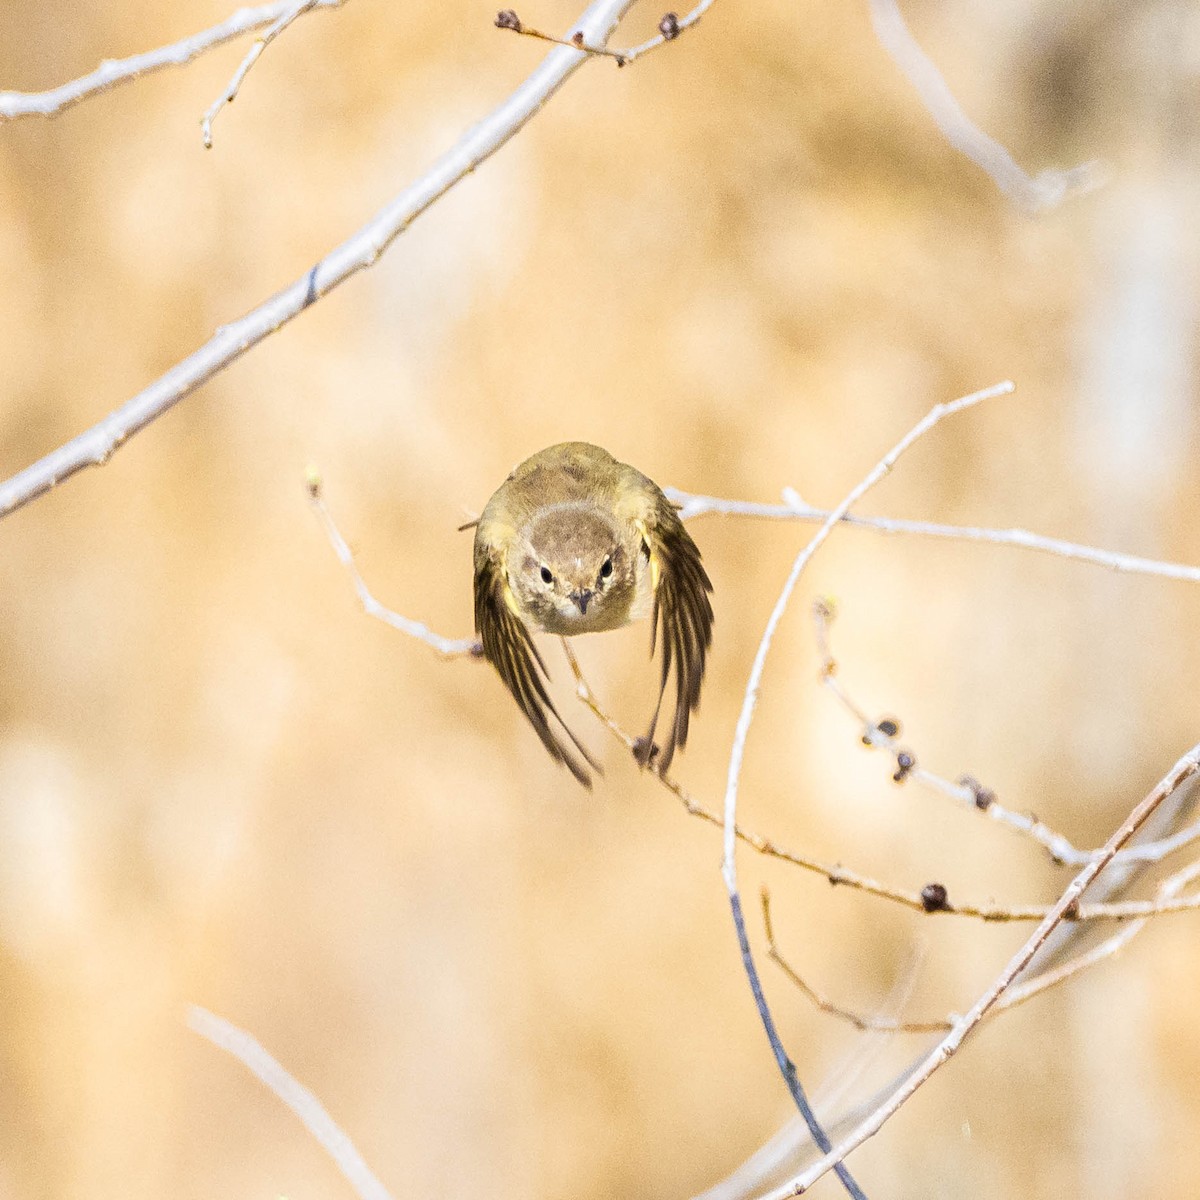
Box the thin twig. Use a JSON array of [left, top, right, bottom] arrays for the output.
[[867, 0, 1103, 212], [768, 741, 1200, 1196], [813, 598, 1200, 870], [495, 1, 717, 67], [308, 475, 479, 656], [0, 0, 639, 521], [764, 859, 1200, 1036], [761, 889, 948, 1035], [720, 382, 1014, 887], [665, 490, 1200, 585], [187, 1006, 395, 1200], [0, 0, 346, 121], [297, 539, 1200, 927], [717, 382, 1014, 1199], [713, 384, 1007, 1200], [564, 640, 1200, 922], [201, 0, 320, 148]]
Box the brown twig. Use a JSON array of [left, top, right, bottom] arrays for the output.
[[768, 740, 1200, 1196], [563, 640, 1200, 921], [763, 858, 1200, 1036], [813, 597, 1200, 871], [494, 2, 715, 68]]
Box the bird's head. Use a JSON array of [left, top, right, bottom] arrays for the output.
[[512, 504, 643, 634]]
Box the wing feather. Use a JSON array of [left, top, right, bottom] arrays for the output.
[[636, 491, 714, 773], [474, 549, 601, 787]]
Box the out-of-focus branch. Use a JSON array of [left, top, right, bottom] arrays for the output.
[[867, 0, 1103, 212], [813, 598, 1200, 870], [768, 740, 1200, 1197], [666, 489, 1200, 585], [0, 0, 346, 121], [0, 0, 638, 521], [201, 0, 321, 148], [187, 1006, 395, 1200]]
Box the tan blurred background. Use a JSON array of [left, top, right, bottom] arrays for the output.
[[2, 0, 1199, 1196]]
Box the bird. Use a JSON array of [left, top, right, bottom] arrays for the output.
[[470, 442, 713, 787]]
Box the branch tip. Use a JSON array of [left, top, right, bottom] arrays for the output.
[[892, 749, 916, 783]]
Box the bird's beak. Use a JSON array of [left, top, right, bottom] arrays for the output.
[[571, 589, 593, 615]]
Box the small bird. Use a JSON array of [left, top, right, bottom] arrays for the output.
[[471, 442, 713, 787]]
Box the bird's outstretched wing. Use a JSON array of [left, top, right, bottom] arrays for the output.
[[474, 550, 602, 788], [624, 487, 714, 773]]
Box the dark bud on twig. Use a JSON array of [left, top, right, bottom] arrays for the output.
[[920, 882, 949, 913], [495, 9, 522, 31], [633, 736, 659, 767], [892, 749, 916, 783], [469, 640, 486, 658], [304, 467, 322, 500], [659, 12, 681, 39], [958, 774, 996, 810], [877, 717, 900, 737], [571, 30, 585, 45]]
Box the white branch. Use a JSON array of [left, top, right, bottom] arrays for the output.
[[0, 0, 346, 121], [201, 0, 321, 148], [868, 0, 1102, 212], [720, 381, 1014, 892], [187, 1005, 395, 1200], [667, 490, 1200, 584], [0, 0, 638, 521], [309, 477, 479, 656]]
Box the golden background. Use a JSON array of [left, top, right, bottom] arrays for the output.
[[1, 1, 1198, 1196]]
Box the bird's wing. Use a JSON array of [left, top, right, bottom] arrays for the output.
[[474, 547, 602, 788], [620, 483, 714, 773]]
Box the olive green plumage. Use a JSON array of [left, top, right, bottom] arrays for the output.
[[472, 442, 713, 787]]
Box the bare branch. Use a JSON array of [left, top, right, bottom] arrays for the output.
[[201, 0, 321, 148], [813, 598, 1200, 870], [711, 383, 1010, 1200], [720, 381, 1015, 893], [765, 859, 1200, 1036], [308, 475, 480, 657], [868, 0, 1103, 212], [0, 0, 638, 522], [495, 1, 717, 67], [0, 0, 346, 121], [298, 547, 1200, 927], [768, 740, 1200, 1196], [665, 491, 1200, 585], [187, 1005, 395, 1200]]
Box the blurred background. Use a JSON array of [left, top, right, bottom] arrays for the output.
[[2, 1, 1199, 1196]]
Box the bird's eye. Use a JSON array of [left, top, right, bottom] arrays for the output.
[[599, 557, 613, 580], [540, 566, 554, 585]]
